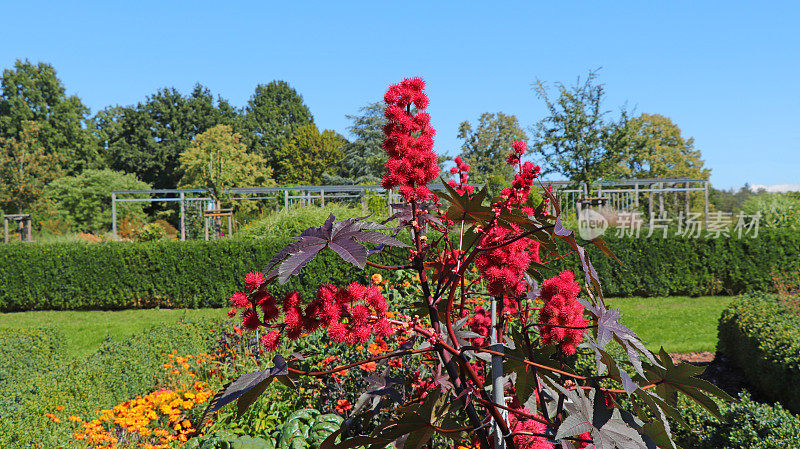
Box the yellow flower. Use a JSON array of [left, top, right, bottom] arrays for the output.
[[371, 273, 383, 285]]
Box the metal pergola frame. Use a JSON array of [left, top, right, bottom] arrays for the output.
[[111, 178, 710, 240]]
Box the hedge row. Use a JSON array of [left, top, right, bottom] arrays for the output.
[[717, 292, 800, 414], [1, 230, 798, 311], [0, 319, 216, 447], [0, 239, 392, 311], [558, 229, 800, 297]]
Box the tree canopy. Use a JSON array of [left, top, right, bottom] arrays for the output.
[[613, 113, 709, 180], [0, 121, 63, 214], [178, 124, 273, 207], [274, 124, 345, 185], [324, 101, 386, 185], [529, 71, 629, 184], [457, 112, 528, 187], [0, 59, 101, 174], [240, 81, 314, 169], [96, 84, 239, 189]]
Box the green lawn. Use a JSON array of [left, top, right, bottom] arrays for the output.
[[0, 308, 226, 360], [606, 296, 734, 353], [0, 295, 732, 360]]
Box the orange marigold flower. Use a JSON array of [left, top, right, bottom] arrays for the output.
[[370, 273, 383, 285], [359, 362, 377, 372], [56, 405, 64, 411], [335, 399, 352, 413]]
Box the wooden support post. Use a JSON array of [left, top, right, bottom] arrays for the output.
[[111, 193, 117, 239], [284, 190, 289, 211], [634, 183, 639, 208], [227, 215, 232, 237], [204, 218, 209, 241], [648, 184, 653, 219], [704, 181, 709, 230], [180, 192, 185, 241], [321, 188, 325, 207], [659, 182, 664, 215], [387, 189, 392, 216], [26, 218, 32, 242]]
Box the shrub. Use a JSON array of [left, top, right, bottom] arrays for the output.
[[675, 392, 800, 449], [717, 292, 800, 413], [0, 239, 393, 311], [742, 192, 800, 230], [0, 328, 63, 388], [239, 204, 387, 241], [0, 318, 216, 447], [134, 222, 168, 242], [44, 168, 152, 233]]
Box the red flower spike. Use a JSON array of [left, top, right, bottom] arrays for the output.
[[261, 331, 281, 351], [230, 292, 249, 309], [244, 271, 265, 292], [538, 270, 588, 355]]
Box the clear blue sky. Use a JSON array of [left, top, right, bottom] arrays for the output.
[[2, 1, 798, 189]]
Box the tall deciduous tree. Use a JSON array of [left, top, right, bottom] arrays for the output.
[[0, 59, 101, 174], [324, 101, 386, 185], [240, 81, 314, 169], [529, 71, 629, 184], [178, 124, 273, 207], [96, 84, 239, 189], [614, 113, 710, 180], [457, 112, 528, 187], [274, 124, 345, 185], [0, 121, 63, 213]]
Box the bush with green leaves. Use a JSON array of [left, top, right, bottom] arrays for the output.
[[742, 191, 800, 230], [44, 168, 152, 233], [134, 222, 168, 242], [717, 292, 800, 413], [239, 204, 387, 241]]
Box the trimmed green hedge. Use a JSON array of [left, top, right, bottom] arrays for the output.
[[0, 239, 393, 311], [560, 229, 800, 297], [0, 319, 216, 448], [1, 229, 798, 311], [717, 292, 800, 414]]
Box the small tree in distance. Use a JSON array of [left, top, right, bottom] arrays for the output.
[[529, 70, 630, 184], [178, 124, 272, 208]]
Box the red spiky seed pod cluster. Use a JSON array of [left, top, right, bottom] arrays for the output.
[[467, 307, 491, 347], [509, 408, 554, 449], [228, 272, 392, 351], [381, 77, 440, 202], [537, 270, 588, 356], [315, 282, 392, 344], [475, 225, 534, 314], [448, 156, 475, 196]]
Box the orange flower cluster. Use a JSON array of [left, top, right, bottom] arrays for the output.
[[50, 352, 218, 449], [59, 381, 213, 449]]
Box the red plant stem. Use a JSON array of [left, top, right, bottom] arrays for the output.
[[365, 260, 413, 270], [409, 199, 511, 449]]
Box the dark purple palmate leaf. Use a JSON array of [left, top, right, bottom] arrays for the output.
[[577, 296, 661, 377], [265, 214, 410, 284], [551, 385, 653, 449], [206, 354, 289, 415]]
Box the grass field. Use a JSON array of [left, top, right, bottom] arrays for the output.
[[606, 296, 734, 353], [0, 295, 734, 359], [0, 308, 225, 359]]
